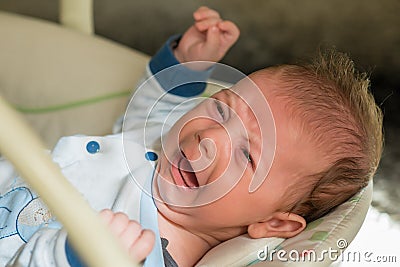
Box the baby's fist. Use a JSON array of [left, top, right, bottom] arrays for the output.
[[100, 209, 155, 262], [174, 6, 240, 64]]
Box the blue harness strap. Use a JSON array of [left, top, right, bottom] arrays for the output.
[[140, 167, 165, 267]]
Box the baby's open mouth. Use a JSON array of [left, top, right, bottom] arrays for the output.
[[177, 152, 199, 188]]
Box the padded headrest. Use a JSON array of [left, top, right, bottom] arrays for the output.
[[197, 182, 372, 266]]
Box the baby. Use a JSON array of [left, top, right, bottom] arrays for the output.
[[105, 6, 383, 266], [0, 6, 383, 267]]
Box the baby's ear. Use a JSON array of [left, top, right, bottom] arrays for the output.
[[247, 212, 306, 239]]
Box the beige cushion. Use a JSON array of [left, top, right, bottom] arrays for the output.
[[0, 11, 149, 148]]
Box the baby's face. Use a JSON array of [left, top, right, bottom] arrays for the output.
[[154, 71, 318, 237]]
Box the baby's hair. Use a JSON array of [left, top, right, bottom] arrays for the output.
[[271, 49, 383, 222]]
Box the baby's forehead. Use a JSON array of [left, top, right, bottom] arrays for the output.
[[228, 72, 276, 110]]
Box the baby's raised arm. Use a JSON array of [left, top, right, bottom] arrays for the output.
[[118, 6, 239, 134], [174, 6, 240, 64]]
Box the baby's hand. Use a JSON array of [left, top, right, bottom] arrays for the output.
[[99, 209, 155, 263], [174, 6, 240, 64]]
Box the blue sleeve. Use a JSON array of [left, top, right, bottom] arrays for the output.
[[149, 35, 214, 97], [65, 238, 87, 267]]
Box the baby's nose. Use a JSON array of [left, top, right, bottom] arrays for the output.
[[198, 137, 217, 161], [196, 125, 231, 163]]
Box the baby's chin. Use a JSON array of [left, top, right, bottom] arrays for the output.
[[155, 180, 202, 209]]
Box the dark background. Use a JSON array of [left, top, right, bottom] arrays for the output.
[[0, 0, 398, 220]]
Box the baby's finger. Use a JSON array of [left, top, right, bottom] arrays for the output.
[[108, 212, 130, 236], [99, 209, 114, 225], [218, 20, 240, 44], [204, 26, 221, 53], [195, 17, 222, 32], [193, 6, 220, 21], [119, 220, 143, 249], [128, 229, 155, 262], [196, 25, 222, 62]]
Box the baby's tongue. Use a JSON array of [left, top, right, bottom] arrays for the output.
[[179, 158, 199, 188]]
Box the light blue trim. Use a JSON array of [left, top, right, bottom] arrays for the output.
[[141, 166, 165, 267]]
